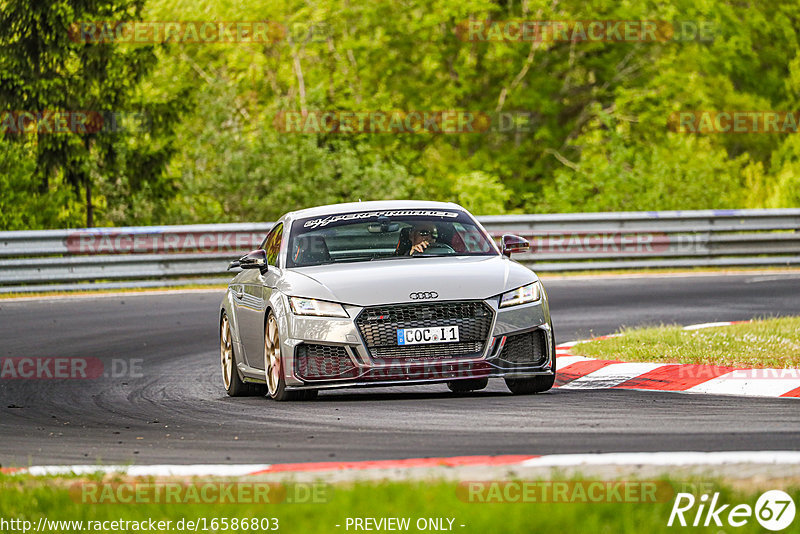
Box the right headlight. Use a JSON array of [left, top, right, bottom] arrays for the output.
[[499, 282, 541, 308]]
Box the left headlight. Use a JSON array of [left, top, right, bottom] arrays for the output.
[[288, 296, 349, 318], [499, 282, 541, 308]]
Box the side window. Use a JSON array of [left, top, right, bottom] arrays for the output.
[[263, 223, 283, 266], [454, 223, 493, 253]]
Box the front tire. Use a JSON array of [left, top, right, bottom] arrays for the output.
[[221, 313, 265, 397], [264, 313, 315, 401], [504, 330, 557, 395], [504, 374, 554, 394], [447, 377, 489, 393]]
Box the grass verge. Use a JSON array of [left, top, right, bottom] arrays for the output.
[[573, 316, 800, 368], [2, 267, 798, 300], [538, 266, 800, 278], [0, 284, 226, 300], [0, 474, 797, 533]]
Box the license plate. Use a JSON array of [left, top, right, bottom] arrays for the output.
[[397, 326, 460, 345]]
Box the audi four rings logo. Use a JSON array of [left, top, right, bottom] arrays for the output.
[[409, 291, 439, 300]]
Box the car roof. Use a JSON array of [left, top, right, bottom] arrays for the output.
[[284, 200, 466, 221]]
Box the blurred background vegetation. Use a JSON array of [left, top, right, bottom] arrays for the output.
[[1, 0, 799, 229]]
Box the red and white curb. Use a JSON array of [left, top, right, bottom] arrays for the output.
[[0, 455, 536, 477], [556, 321, 800, 399], [4, 451, 800, 477]]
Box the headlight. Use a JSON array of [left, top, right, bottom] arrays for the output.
[[288, 296, 349, 317], [499, 282, 541, 308]]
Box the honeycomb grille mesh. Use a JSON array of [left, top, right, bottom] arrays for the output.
[[295, 344, 357, 380], [355, 301, 493, 360], [497, 329, 548, 367]]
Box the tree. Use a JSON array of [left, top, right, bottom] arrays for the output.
[[0, 0, 187, 228]]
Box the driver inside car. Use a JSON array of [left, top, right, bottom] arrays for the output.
[[395, 222, 439, 255]]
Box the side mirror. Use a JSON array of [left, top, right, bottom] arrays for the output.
[[501, 234, 529, 257], [234, 249, 268, 273]]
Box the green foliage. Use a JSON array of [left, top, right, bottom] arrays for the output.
[[2, 0, 800, 228], [540, 120, 748, 212], [451, 171, 512, 215], [0, 138, 84, 229], [2, 474, 796, 534], [167, 132, 414, 223], [0, 0, 188, 229]]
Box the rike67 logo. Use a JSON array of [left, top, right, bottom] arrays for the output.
[[668, 490, 796, 531]]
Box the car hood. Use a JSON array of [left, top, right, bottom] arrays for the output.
[[276, 255, 537, 306]]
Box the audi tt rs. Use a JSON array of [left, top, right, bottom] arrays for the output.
[[219, 200, 555, 400]]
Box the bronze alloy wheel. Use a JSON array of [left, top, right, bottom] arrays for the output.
[[220, 312, 265, 397], [264, 312, 317, 401], [220, 314, 234, 391], [264, 314, 282, 397]]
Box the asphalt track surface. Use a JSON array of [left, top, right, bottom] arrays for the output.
[[1, 272, 799, 466]]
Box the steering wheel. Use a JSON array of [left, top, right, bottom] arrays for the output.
[[418, 243, 456, 255]]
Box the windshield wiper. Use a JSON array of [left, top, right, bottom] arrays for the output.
[[330, 256, 374, 263], [369, 255, 410, 261]]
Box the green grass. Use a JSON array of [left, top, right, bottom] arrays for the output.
[[0, 284, 226, 300], [573, 316, 800, 368], [539, 266, 800, 278], [2, 266, 797, 299], [1, 474, 797, 533]]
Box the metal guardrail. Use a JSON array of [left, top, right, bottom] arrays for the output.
[[1, 209, 798, 292]]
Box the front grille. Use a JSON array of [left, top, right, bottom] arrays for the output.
[[355, 301, 493, 360], [295, 344, 358, 380], [497, 329, 548, 367]]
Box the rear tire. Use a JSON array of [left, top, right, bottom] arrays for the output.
[[447, 377, 489, 393], [220, 313, 265, 397]]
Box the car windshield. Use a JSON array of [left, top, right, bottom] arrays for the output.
[[287, 209, 498, 267]]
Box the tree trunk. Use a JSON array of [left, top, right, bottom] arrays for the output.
[[84, 137, 93, 228], [85, 175, 93, 228]]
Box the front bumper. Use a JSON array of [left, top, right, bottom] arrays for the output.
[[280, 296, 555, 390]]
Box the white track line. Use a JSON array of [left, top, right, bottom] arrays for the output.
[[687, 372, 800, 398], [521, 451, 800, 467], [0, 288, 224, 303], [25, 464, 272, 477], [555, 355, 592, 369], [682, 321, 735, 330], [16, 452, 800, 478]]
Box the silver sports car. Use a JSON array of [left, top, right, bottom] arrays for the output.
[[220, 200, 555, 401]]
